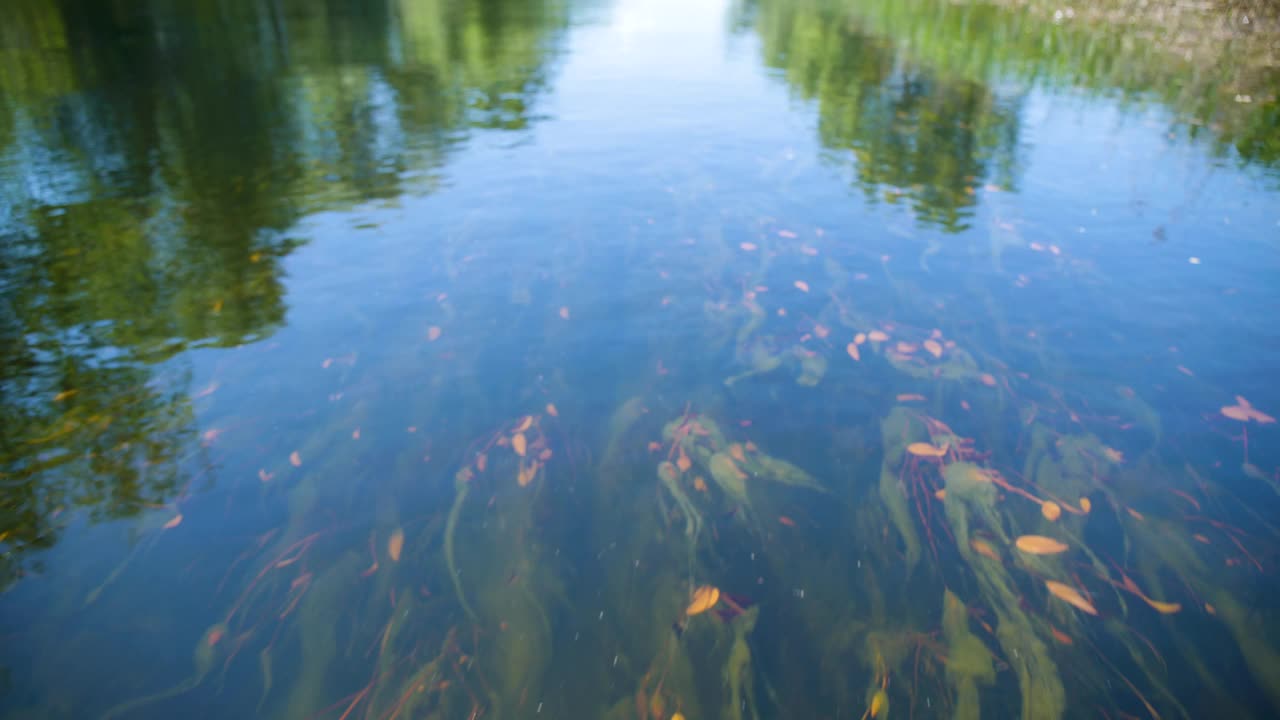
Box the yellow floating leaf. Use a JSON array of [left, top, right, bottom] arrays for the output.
[[970, 538, 999, 561], [163, 514, 183, 529], [1041, 501, 1062, 521], [1045, 580, 1098, 615], [1143, 598, 1181, 614], [923, 339, 943, 358], [1016, 535, 1069, 555], [1079, 497, 1092, 513], [854, 333, 867, 345], [868, 330, 889, 342], [388, 529, 404, 562], [673, 713, 686, 720], [1221, 405, 1250, 421], [546, 403, 559, 417], [934, 489, 946, 500], [289, 451, 302, 467], [686, 585, 721, 616], [427, 326, 442, 341], [512, 433, 528, 457], [846, 342, 861, 361], [870, 688, 887, 718], [906, 442, 947, 458], [517, 460, 540, 487], [794, 280, 810, 293], [676, 448, 692, 473]]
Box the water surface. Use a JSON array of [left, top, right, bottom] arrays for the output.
[[2, 0, 1279, 718]]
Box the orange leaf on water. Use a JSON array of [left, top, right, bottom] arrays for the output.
[[163, 514, 183, 529], [1016, 535, 1069, 555], [970, 538, 1000, 561], [814, 324, 830, 339], [514, 415, 534, 433], [289, 451, 302, 467], [1079, 497, 1092, 513], [854, 333, 867, 345], [1143, 598, 1181, 614], [729, 443, 747, 463], [1050, 626, 1074, 645], [1041, 501, 1062, 521], [896, 341, 918, 354], [427, 326, 442, 341], [546, 403, 559, 417], [906, 442, 947, 458], [794, 280, 810, 293], [846, 342, 861, 361], [693, 476, 708, 492], [388, 529, 404, 562], [1221, 405, 1250, 421], [868, 330, 889, 342], [923, 339, 943, 358], [1045, 580, 1098, 615], [475, 453, 488, 473], [676, 448, 692, 473], [686, 585, 721, 616], [512, 433, 528, 457], [980, 374, 997, 387]]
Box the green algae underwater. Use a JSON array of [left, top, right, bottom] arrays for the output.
[[2, 0, 1280, 718]]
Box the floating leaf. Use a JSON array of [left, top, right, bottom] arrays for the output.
[[1221, 405, 1250, 421], [475, 453, 488, 472], [729, 443, 747, 463], [676, 448, 692, 473], [514, 416, 534, 433], [686, 585, 721, 616], [979, 373, 997, 387], [1103, 447, 1124, 463], [778, 516, 796, 527], [1143, 598, 1181, 614], [923, 339, 943, 358], [539, 448, 553, 461], [854, 333, 866, 345], [427, 326, 442, 341], [1016, 535, 1069, 555], [512, 433, 528, 457], [869, 688, 887, 718], [388, 529, 404, 562], [814, 324, 830, 339], [546, 403, 559, 417], [906, 442, 947, 458], [896, 341, 918, 354], [846, 342, 861, 361], [163, 514, 183, 529], [1041, 501, 1062, 521], [970, 538, 1000, 561], [517, 460, 539, 487], [289, 451, 302, 467], [868, 330, 889, 342], [934, 489, 946, 500], [258, 469, 273, 483], [1079, 497, 1092, 513], [693, 476, 708, 492], [794, 280, 810, 293], [1045, 580, 1098, 615], [1050, 626, 1074, 645]]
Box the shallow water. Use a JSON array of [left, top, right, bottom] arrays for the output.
[[2, 0, 1279, 718]]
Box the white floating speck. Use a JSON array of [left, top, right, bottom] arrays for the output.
[[1189, 257, 1201, 265]]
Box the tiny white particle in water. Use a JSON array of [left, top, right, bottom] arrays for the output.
[[1189, 257, 1201, 265]]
